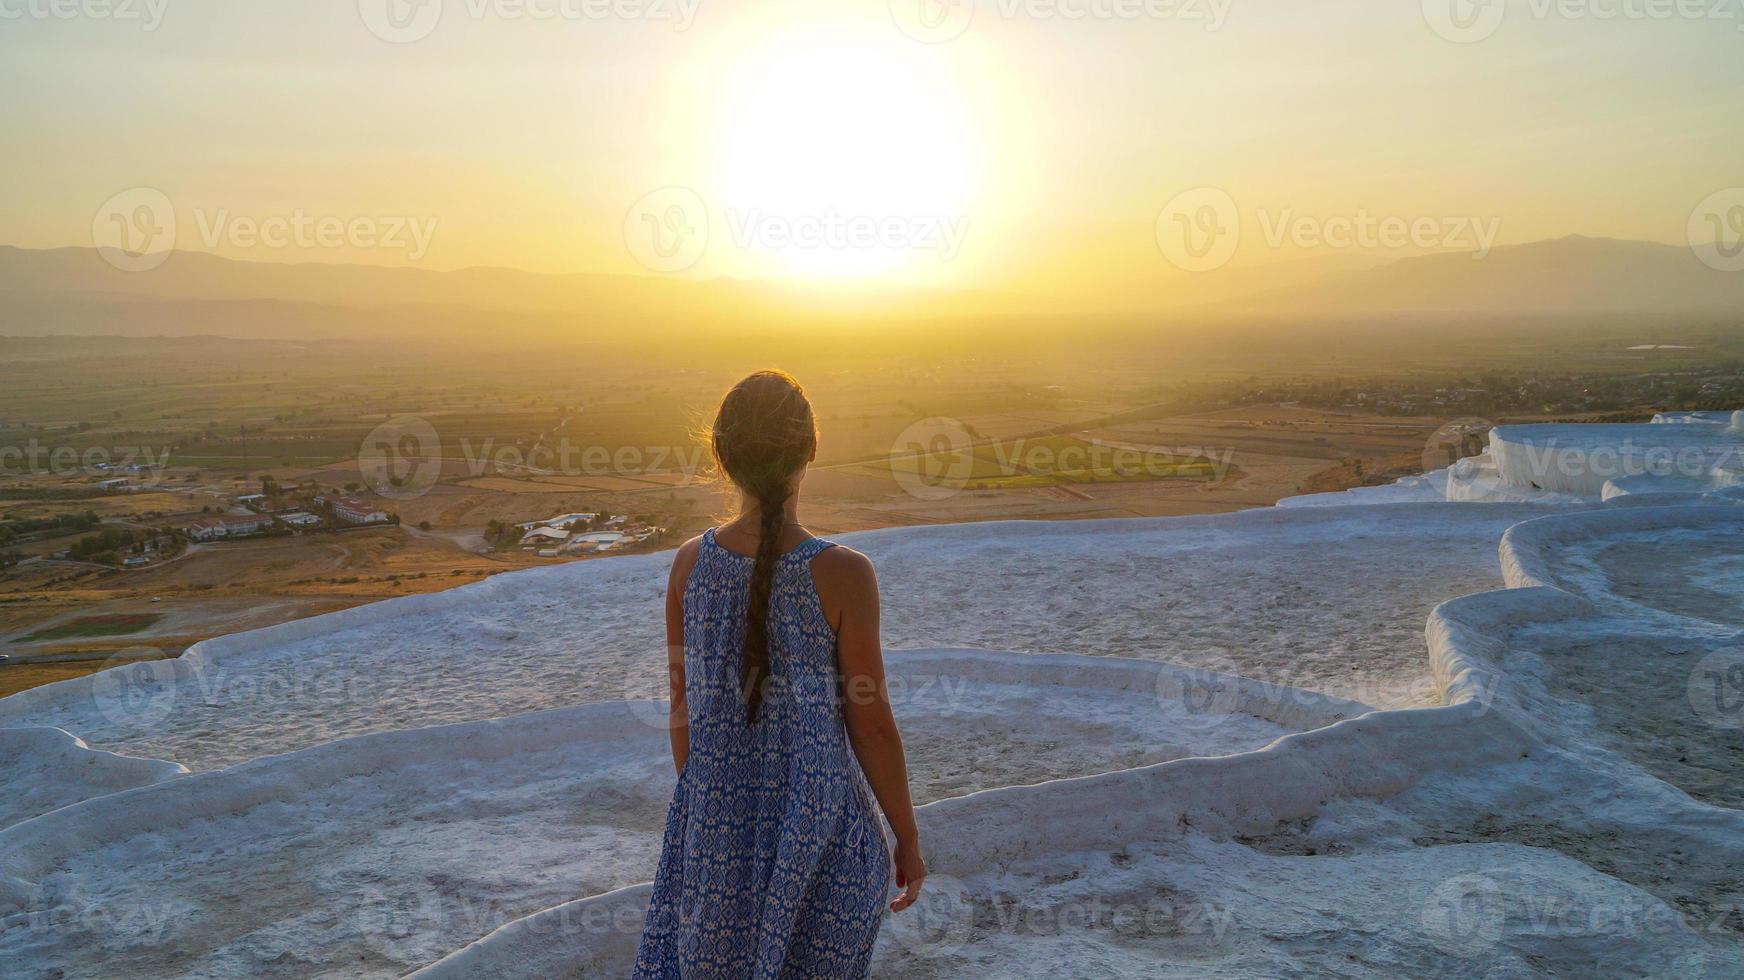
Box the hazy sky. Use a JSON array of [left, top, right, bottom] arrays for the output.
[[3, 0, 1740, 298]]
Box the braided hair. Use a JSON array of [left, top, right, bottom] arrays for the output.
[[710, 370, 817, 724]]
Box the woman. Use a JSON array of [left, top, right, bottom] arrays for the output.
[[633, 370, 926, 979]]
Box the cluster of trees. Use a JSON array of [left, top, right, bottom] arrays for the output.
[[0, 510, 101, 547], [484, 519, 525, 551], [67, 526, 143, 563]]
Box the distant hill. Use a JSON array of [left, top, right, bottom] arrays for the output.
[[1216, 236, 1744, 316], [0, 246, 1044, 340], [0, 236, 1737, 341]]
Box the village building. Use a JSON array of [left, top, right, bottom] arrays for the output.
[[178, 514, 273, 541], [316, 494, 391, 525]]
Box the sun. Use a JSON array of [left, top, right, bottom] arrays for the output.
[[711, 27, 980, 282]]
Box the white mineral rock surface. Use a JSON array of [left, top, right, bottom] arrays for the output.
[[2, 424, 1741, 978]]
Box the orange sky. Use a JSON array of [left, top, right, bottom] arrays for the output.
[[4, 0, 1741, 303]]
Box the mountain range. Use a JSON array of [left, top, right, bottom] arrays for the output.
[[0, 236, 1737, 342]]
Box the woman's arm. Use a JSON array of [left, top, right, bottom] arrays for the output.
[[814, 546, 926, 913], [663, 537, 702, 776]]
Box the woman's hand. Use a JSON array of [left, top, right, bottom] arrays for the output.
[[891, 836, 926, 912]]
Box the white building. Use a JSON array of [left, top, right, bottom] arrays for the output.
[[179, 514, 273, 541], [519, 526, 571, 547], [327, 497, 390, 525]]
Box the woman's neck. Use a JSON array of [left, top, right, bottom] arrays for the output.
[[734, 492, 802, 528], [732, 502, 798, 526]]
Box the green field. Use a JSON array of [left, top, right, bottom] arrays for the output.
[[21, 613, 162, 641]]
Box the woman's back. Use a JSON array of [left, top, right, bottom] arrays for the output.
[[682, 529, 862, 785], [636, 370, 923, 979], [634, 528, 889, 978]]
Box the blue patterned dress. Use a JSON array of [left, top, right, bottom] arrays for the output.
[[633, 529, 890, 979]]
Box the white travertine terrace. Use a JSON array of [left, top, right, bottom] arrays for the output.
[[2, 421, 1742, 977], [1452, 414, 1744, 502]]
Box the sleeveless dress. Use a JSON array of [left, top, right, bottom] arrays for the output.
[[633, 529, 890, 979]]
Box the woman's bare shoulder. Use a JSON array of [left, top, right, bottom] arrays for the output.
[[668, 534, 706, 585], [810, 544, 876, 594]]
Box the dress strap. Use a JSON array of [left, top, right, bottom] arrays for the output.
[[789, 536, 836, 563]]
